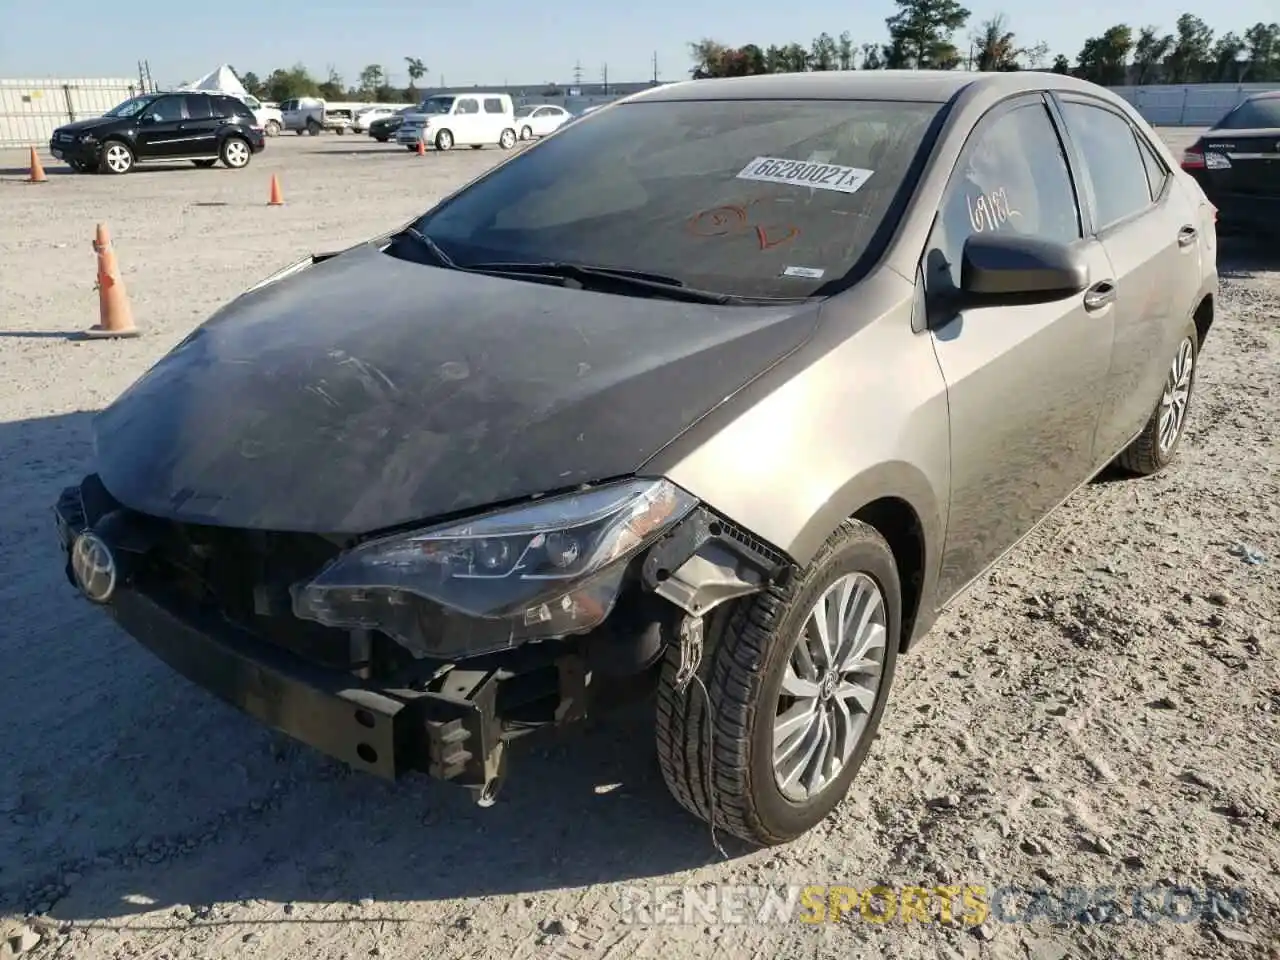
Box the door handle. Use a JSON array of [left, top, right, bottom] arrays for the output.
[[1178, 225, 1198, 247], [1082, 280, 1116, 311]]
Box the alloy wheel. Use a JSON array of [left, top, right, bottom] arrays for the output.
[[104, 143, 132, 174], [1158, 336, 1194, 454], [772, 572, 887, 802], [224, 140, 250, 168]]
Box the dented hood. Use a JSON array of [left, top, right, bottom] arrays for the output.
[[93, 242, 817, 534]]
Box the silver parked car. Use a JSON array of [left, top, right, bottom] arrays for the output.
[[54, 70, 1217, 847]]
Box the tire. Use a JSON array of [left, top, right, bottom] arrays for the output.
[[499, 128, 517, 149], [294, 129, 304, 136], [375, 135, 388, 143], [406, 145, 418, 152], [1114, 321, 1199, 476], [219, 137, 252, 170], [520, 125, 533, 141], [655, 519, 901, 847], [306, 120, 321, 136], [99, 139, 134, 175], [435, 129, 454, 151], [265, 120, 281, 137], [336, 127, 346, 135], [192, 159, 217, 168], [470, 144, 483, 150]]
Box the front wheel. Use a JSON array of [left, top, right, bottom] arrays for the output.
[[520, 125, 533, 141], [435, 129, 454, 151], [1114, 322, 1199, 476], [499, 128, 517, 149], [99, 140, 134, 175], [265, 120, 281, 137], [220, 137, 252, 169], [656, 519, 900, 847]]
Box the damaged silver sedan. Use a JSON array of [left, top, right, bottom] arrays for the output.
[[56, 69, 1217, 846]]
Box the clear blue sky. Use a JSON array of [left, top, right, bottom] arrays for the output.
[[3, 1, 1274, 87]]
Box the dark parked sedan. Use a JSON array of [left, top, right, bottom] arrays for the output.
[[56, 71, 1217, 846], [368, 107, 412, 142], [1181, 90, 1280, 238]]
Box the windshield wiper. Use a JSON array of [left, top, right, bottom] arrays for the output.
[[458, 260, 747, 305], [399, 225, 460, 269]]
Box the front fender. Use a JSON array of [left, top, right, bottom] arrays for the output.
[[645, 269, 950, 639]]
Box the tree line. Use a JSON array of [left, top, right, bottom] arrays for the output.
[[228, 59, 429, 104], [690, 2, 1280, 85]]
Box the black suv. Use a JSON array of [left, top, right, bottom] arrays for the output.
[[50, 92, 266, 175]]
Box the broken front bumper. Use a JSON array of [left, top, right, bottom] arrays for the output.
[[54, 485, 509, 793]]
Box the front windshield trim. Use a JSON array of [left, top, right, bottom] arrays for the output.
[[411, 96, 953, 302]]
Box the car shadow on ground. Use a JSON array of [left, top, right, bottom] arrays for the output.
[[1218, 234, 1280, 278], [0, 411, 750, 925]]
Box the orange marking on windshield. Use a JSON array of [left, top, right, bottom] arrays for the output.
[[756, 224, 798, 250], [687, 205, 748, 237]]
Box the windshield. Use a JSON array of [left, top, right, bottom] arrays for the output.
[[418, 97, 454, 115], [104, 95, 159, 119], [1216, 97, 1280, 130], [412, 98, 942, 299]]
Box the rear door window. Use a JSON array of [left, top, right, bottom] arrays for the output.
[[149, 96, 186, 122], [184, 95, 213, 120], [1215, 98, 1280, 130], [455, 98, 479, 115], [1059, 100, 1155, 231]]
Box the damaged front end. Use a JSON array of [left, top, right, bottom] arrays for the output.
[[55, 474, 787, 805]]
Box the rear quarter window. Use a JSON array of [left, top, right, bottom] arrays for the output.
[[483, 98, 506, 114], [1216, 97, 1280, 130]]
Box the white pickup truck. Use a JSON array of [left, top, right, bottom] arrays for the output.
[[280, 98, 361, 135]]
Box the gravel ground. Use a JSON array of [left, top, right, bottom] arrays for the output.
[[1, 129, 1277, 960]]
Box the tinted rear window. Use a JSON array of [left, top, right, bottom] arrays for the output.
[[1216, 97, 1280, 130], [415, 98, 942, 298]]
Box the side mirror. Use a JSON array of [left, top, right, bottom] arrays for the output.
[[958, 233, 1089, 306]]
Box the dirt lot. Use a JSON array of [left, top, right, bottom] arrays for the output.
[[1, 129, 1277, 960]]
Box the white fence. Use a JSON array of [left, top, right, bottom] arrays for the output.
[[1112, 82, 1280, 127], [0, 78, 139, 147]]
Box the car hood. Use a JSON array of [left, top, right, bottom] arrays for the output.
[[57, 116, 120, 134], [92, 242, 818, 534]]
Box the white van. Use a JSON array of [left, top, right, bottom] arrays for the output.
[[395, 93, 518, 151]]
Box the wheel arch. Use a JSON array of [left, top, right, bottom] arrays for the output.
[[784, 463, 941, 654], [1192, 292, 1214, 349]]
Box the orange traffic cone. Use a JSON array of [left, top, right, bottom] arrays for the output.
[[84, 223, 140, 340], [27, 146, 47, 183], [416, 139, 425, 157], [268, 174, 284, 206]]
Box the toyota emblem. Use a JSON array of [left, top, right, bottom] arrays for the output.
[[71, 531, 118, 603]]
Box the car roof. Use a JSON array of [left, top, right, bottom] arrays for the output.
[[626, 70, 1111, 105], [1244, 89, 1280, 102]]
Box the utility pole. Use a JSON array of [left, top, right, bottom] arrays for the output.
[[601, 63, 608, 94], [651, 51, 659, 84], [573, 60, 583, 86]]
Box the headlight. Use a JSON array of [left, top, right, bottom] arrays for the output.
[[292, 478, 697, 658]]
